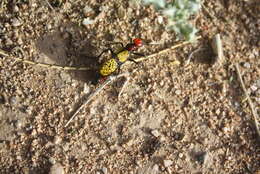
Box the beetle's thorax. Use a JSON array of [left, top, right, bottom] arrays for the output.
[[125, 43, 137, 51], [116, 50, 130, 63]]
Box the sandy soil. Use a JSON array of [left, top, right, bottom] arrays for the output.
[[0, 0, 259, 174]]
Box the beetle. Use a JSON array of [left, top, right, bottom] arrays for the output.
[[98, 38, 144, 77]]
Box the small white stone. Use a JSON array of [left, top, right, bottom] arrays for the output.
[[179, 153, 183, 158], [101, 167, 108, 174], [216, 108, 221, 115], [49, 157, 56, 164], [12, 18, 22, 27], [13, 5, 19, 12], [83, 6, 93, 16], [151, 129, 160, 137], [153, 164, 159, 171], [50, 163, 64, 174], [53, 136, 62, 144], [82, 18, 95, 26], [250, 85, 258, 92], [16, 155, 22, 160], [243, 62, 251, 69], [163, 160, 173, 167], [15, 120, 23, 129], [175, 90, 181, 95], [83, 83, 90, 94], [148, 104, 153, 110], [157, 16, 164, 24], [255, 79, 260, 88], [159, 80, 164, 86]]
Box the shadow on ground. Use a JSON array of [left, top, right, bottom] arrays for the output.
[[35, 23, 100, 84]]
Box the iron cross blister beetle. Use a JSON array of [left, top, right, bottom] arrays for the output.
[[98, 38, 144, 77]]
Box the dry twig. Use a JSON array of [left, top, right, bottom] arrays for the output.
[[64, 73, 129, 127], [0, 37, 201, 70], [235, 63, 260, 139], [0, 49, 91, 71], [44, 0, 55, 11], [186, 47, 207, 65], [135, 36, 201, 62]]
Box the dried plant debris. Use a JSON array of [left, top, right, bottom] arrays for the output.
[[211, 34, 224, 66]]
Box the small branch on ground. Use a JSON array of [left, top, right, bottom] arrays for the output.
[[64, 73, 129, 127], [135, 36, 202, 62], [235, 63, 260, 140], [44, 0, 55, 11]]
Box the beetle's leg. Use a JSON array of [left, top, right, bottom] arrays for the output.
[[115, 65, 121, 75], [97, 48, 115, 58], [128, 58, 138, 64], [129, 57, 145, 69], [132, 52, 145, 57]]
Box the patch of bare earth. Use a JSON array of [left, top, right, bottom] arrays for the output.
[[0, 0, 259, 173]]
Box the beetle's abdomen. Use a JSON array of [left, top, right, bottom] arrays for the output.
[[99, 58, 118, 76]]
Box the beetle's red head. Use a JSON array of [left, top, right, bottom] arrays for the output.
[[133, 38, 143, 47], [126, 38, 143, 51]]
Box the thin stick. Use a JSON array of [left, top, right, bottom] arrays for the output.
[[135, 36, 201, 62], [235, 63, 260, 139], [0, 49, 91, 71], [186, 47, 207, 65], [0, 49, 9, 57], [44, 0, 55, 11], [118, 74, 130, 98], [1, 37, 201, 71], [64, 73, 129, 127]]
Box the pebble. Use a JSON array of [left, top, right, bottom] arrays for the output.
[[9, 96, 18, 105], [15, 120, 23, 129], [82, 18, 95, 26], [163, 159, 173, 167], [159, 80, 164, 86], [15, 153, 23, 160], [101, 167, 108, 174], [12, 18, 22, 27], [148, 104, 153, 111], [49, 157, 56, 164], [175, 90, 181, 95], [250, 84, 258, 92], [243, 62, 251, 69], [53, 136, 62, 144], [179, 153, 184, 158], [117, 6, 126, 19], [151, 129, 160, 137], [49, 163, 64, 174], [83, 6, 94, 17], [13, 5, 19, 12], [157, 16, 164, 24], [256, 79, 260, 88], [83, 84, 91, 94], [152, 164, 159, 171], [5, 38, 13, 45]]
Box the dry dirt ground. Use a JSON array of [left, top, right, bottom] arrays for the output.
[[0, 0, 259, 174]]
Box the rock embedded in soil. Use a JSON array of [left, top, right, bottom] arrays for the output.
[[243, 62, 251, 69], [49, 163, 64, 174], [151, 129, 160, 137], [12, 18, 22, 27], [163, 159, 173, 167]]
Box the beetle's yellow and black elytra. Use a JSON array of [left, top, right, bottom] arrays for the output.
[[99, 38, 143, 77]]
